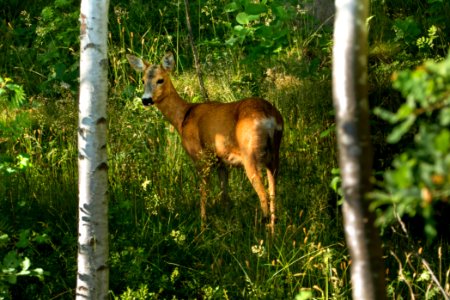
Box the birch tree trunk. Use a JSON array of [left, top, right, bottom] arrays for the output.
[[76, 0, 110, 298], [332, 0, 386, 299]]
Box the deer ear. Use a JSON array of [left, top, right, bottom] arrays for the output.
[[126, 54, 146, 72], [161, 52, 175, 72]]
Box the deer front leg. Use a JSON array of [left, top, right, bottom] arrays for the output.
[[199, 175, 208, 225], [195, 152, 213, 226]]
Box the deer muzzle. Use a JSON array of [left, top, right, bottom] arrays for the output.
[[142, 97, 154, 106]]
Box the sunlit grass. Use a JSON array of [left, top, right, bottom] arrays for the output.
[[1, 0, 449, 298], [97, 49, 343, 296], [0, 16, 362, 294], [0, 47, 344, 297]]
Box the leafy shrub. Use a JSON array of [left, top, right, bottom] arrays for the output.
[[0, 77, 26, 109], [0, 77, 30, 175], [0, 231, 46, 300], [34, 0, 80, 95], [224, 0, 294, 58], [372, 53, 450, 240]]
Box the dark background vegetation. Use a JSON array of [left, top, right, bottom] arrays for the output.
[[1, 0, 449, 298]]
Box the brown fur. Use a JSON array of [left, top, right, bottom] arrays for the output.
[[127, 52, 283, 232]]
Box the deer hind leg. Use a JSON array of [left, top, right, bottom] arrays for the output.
[[267, 127, 282, 232], [266, 163, 278, 235], [242, 157, 270, 221], [266, 168, 276, 223]]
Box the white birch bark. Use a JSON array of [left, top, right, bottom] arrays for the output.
[[332, 0, 386, 299], [76, 0, 110, 298]]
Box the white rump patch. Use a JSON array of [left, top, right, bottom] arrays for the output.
[[256, 117, 282, 138], [255, 117, 283, 131]]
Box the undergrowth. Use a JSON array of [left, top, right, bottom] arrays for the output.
[[1, 0, 449, 299]]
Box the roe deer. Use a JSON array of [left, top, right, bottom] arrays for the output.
[[127, 52, 283, 232]]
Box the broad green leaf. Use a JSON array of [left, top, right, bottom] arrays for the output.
[[330, 176, 340, 193], [331, 168, 340, 175], [387, 115, 416, 143], [6, 274, 17, 284], [233, 25, 245, 32], [386, 153, 416, 188], [236, 12, 259, 25], [390, 165, 413, 189], [3, 251, 20, 269], [32, 268, 45, 280], [225, 36, 239, 46], [17, 154, 32, 169], [295, 290, 313, 300], [20, 257, 31, 272], [439, 107, 450, 126], [434, 129, 450, 153], [236, 12, 250, 25], [245, 3, 267, 15], [424, 222, 437, 240], [33, 233, 51, 244], [272, 5, 288, 20], [396, 103, 414, 119], [224, 2, 239, 12], [16, 229, 30, 248], [373, 107, 398, 123], [0, 233, 9, 247]]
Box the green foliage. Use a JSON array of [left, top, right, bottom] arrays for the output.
[[385, 249, 448, 299], [374, 55, 450, 143], [0, 66, 340, 299], [392, 16, 421, 47], [372, 54, 450, 240], [102, 71, 339, 299], [224, 0, 293, 58], [371, 0, 449, 61], [0, 77, 31, 176], [0, 0, 449, 298], [0, 154, 32, 175], [0, 77, 26, 109], [114, 284, 155, 300], [34, 0, 79, 94], [329, 168, 343, 206], [0, 231, 46, 300], [416, 25, 439, 54]]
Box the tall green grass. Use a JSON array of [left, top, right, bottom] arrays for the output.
[[1, 0, 449, 298], [103, 35, 343, 296], [1, 45, 343, 298]]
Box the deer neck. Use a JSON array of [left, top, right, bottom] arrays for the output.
[[155, 81, 191, 134]]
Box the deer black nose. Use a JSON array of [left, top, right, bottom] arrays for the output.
[[142, 97, 154, 106]]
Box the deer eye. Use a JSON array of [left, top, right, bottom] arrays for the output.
[[156, 78, 164, 84]]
